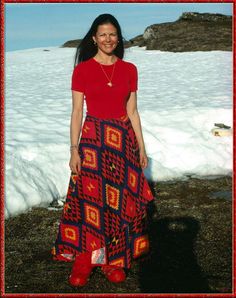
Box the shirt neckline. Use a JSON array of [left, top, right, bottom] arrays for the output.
[[92, 57, 119, 66]]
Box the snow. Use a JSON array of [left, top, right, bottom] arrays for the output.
[[5, 46, 233, 218]]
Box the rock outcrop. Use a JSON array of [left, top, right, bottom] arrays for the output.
[[62, 39, 82, 48], [62, 12, 232, 52], [129, 12, 232, 51]]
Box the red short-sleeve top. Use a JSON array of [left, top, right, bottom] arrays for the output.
[[71, 57, 138, 119]]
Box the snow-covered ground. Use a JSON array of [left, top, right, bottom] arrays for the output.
[[5, 46, 233, 218]]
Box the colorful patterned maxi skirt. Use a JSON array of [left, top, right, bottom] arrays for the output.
[[51, 113, 154, 269]]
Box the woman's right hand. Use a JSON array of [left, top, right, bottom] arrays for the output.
[[69, 151, 82, 174]]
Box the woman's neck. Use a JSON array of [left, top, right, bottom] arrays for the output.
[[93, 53, 117, 65]]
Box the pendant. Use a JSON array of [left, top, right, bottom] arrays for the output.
[[107, 82, 112, 87]]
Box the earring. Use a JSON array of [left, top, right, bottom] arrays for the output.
[[94, 41, 97, 45]]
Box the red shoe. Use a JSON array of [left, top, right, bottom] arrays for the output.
[[69, 252, 93, 287], [101, 265, 126, 283]]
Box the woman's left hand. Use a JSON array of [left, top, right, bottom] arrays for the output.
[[139, 149, 148, 169]]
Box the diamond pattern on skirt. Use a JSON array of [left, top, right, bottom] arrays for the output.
[[52, 114, 154, 269], [101, 149, 125, 185]]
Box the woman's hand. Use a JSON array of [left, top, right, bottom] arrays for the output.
[[69, 150, 81, 174], [139, 149, 148, 169]]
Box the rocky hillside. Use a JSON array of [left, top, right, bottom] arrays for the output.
[[62, 12, 232, 52], [62, 39, 82, 48]]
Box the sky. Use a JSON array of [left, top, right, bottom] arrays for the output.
[[5, 2, 233, 52]]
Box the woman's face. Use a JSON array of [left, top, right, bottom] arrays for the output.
[[93, 23, 119, 55]]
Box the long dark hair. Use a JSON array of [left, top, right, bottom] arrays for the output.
[[74, 14, 124, 66]]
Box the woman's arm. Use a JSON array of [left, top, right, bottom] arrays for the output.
[[69, 90, 84, 174], [70, 90, 84, 145], [126, 92, 148, 169]]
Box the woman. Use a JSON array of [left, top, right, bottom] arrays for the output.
[[51, 13, 154, 287]]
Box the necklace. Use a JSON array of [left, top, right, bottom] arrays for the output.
[[98, 60, 116, 87]]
